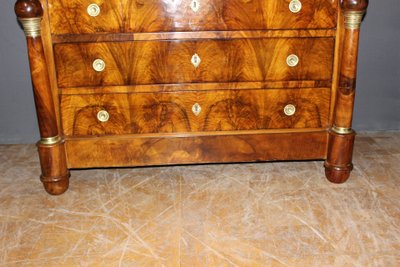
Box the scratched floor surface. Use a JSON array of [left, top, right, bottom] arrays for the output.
[[0, 132, 399, 266]]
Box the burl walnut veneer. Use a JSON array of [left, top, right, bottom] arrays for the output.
[[15, 0, 368, 195]]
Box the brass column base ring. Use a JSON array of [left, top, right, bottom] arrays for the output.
[[40, 136, 62, 145]]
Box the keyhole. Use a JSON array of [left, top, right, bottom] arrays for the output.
[[191, 0, 200, 12], [192, 103, 202, 116], [191, 54, 201, 68]]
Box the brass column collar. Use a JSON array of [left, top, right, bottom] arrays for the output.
[[344, 11, 365, 30], [332, 125, 354, 135], [40, 136, 62, 145], [18, 17, 42, 38]]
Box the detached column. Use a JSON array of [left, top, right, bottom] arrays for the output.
[[325, 0, 369, 183], [15, 0, 70, 195]]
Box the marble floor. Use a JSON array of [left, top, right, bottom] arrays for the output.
[[0, 132, 399, 266]]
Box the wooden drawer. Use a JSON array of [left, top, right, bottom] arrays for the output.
[[48, 0, 337, 34], [125, 0, 338, 33], [48, 0, 122, 35], [60, 88, 331, 136], [55, 38, 334, 88]]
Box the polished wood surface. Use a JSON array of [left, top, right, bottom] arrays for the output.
[[333, 0, 368, 129], [15, 0, 43, 18], [65, 131, 329, 168], [48, 0, 338, 35], [15, 0, 70, 195], [16, 0, 369, 194], [124, 0, 338, 33], [38, 141, 70, 195], [48, 0, 122, 35], [55, 38, 334, 87], [341, 0, 369, 10], [61, 88, 331, 136], [324, 131, 356, 183], [26, 38, 59, 138], [325, 0, 368, 183], [39, 0, 63, 132]]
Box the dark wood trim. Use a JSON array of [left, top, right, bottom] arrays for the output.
[[51, 29, 337, 44], [58, 82, 333, 95]]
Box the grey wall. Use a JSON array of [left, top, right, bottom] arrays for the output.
[[0, 1, 399, 144]]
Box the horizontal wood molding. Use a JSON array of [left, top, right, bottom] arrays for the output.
[[51, 29, 337, 44], [65, 131, 329, 169], [59, 81, 333, 95]]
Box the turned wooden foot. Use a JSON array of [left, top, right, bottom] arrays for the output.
[[41, 174, 70, 195], [324, 163, 353, 183], [324, 130, 356, 184], [38, 140, 70, 195]]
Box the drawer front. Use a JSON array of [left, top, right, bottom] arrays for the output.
[[126, 0, 338, 33], [55, 38, 334, 88], [48, 0, 337, 34], [48, 0, 122, 35], [61, 88, 331, 136]]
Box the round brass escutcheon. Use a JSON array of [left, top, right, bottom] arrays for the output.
[[286, 54, 299, 67], [289, 0, 302, 13], [97, 110, 110, 122], [284, 104, 296, 116], [87, 4, 101, 17], [92, 59, 106, 72]]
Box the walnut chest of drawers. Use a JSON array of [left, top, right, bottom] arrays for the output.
[[15, 0, 368, 194]]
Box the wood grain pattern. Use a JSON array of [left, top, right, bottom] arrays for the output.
[[333, 0, 368, 129], [124, 0, 338, 33], [324, 130, 356, 183], [55, 38, 334, 88], [38, 141, 70, 195], [324, 0, 369, 183], [65, 131, 329, 168], [48, 0, 122, 35], [15, 0, 70, 195], [27, 38, 60, 138], [16, 0, 59, 138], [48, 0, 338, 35], [39, 0, 63, 132], [60, 88, 331, 136]]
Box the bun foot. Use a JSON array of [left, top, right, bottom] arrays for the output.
[[325, 129, 356, 184], [41, 173, 70, 195], [324, 163, 352, 184]]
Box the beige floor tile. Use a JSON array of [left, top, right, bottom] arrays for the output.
[[0, 132, 399, 266]]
